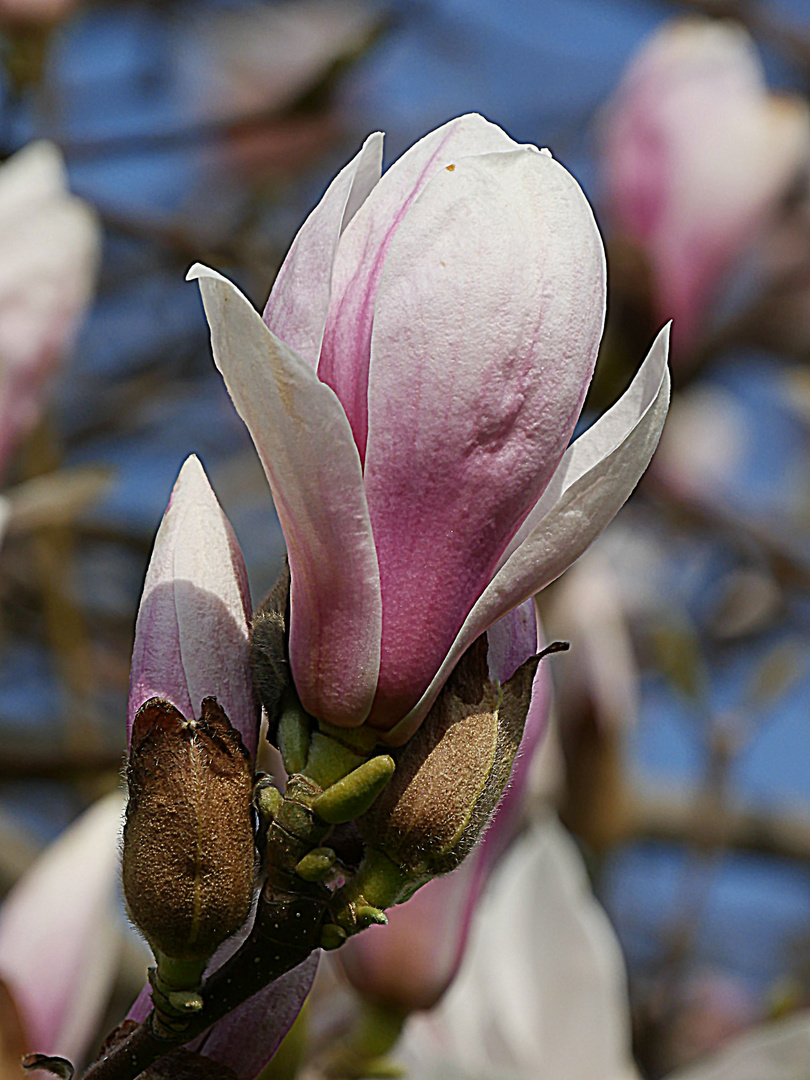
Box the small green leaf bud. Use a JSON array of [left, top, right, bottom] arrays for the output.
[[122, 696, 256, 967], [357, 635, 539, 882], [355, 905, 388, 928], [254, 777, 284, 822], [277, 693, 312, 776], [312, 755, 396, 825], [320, 924, 348, 950], [295, 846, 336, 881]]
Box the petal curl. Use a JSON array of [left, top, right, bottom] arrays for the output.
[[365, 147, 605, 725], [397, 325, 670, 739], [262, 132, 383, 368], [189, 265, 382, 726], [318, 113, 520, 456], [127, 454, 259, 756]]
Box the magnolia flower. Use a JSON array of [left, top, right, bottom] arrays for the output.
[[339, 600, 552, 1014], [400, 816, 639, 1080], [0, 792, 127, 1073], [601, 18, 810, 355], [189, 112, 670, 744], [0, 141, 100, 479]]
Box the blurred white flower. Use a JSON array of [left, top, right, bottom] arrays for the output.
[[665, 1008, 810, 1080], [189, 0, 376, 121], [550, 547, 640, 737]]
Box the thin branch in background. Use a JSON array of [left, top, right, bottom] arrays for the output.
[[21, 421, 101, 742]]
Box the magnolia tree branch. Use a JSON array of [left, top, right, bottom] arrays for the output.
[[631, 787, 810, 862], [82, 876, 329, 1080]]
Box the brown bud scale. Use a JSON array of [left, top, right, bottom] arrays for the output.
[[250, 561, 292, 743], [123, 697, 255, 962], [359, 636, 540, 878]]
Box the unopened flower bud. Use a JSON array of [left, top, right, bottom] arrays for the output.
[[122, 696, 256, 968], [357, 634, 544, 883]]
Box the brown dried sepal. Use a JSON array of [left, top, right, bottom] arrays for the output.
[[123, 697, 255, 962], [358, 636, 540, 879], [250, 561, 292, 744], [0, 977, 30, 1079]]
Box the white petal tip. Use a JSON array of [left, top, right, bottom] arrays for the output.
[[650, 322, 672, 370], [176, 454, 207, 488], [186, 262, 230, 285]]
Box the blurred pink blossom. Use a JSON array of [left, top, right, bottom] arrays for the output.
[[189, 112, 670, 743], [601, 18, 810, 356], [0, 792, 125, 1072], [0, 141, 100, 478]]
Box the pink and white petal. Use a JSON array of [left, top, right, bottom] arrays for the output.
[[189, 265, 382, 727], [128, 454, 260, 757], [318, 113, 521, 456], [262, 132, 383, 368], [402, 818, 636, 1080], [365, 147, 605, 726], [340, 853, 482, 1015], [485, 597, 539, 688], [191, 954, 318, 1080], [396, 325, 670, 741], [0, 791, 125, 1065], [481, 601, 552, 865]]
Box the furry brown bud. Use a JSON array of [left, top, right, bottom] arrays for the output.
[[357, 635, 540, 883], [122, 696, 255, 965]]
